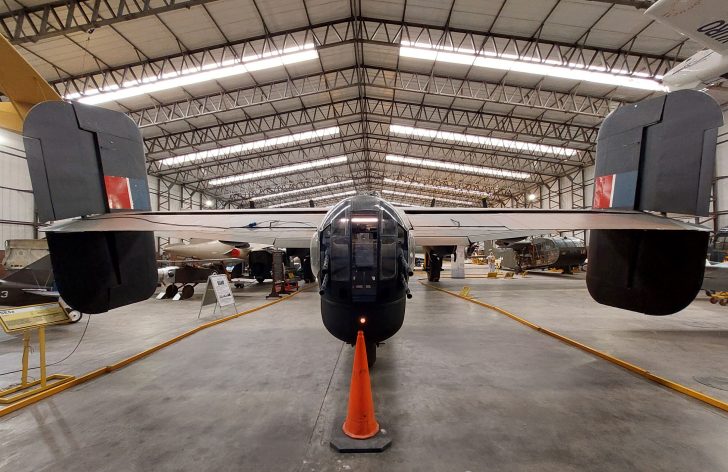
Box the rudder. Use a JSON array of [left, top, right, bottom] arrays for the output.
[[586, 90, 723, 315], [24, 101, 157, 313]]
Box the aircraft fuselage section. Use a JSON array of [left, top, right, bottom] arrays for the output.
[[312, 195, 415, 344]]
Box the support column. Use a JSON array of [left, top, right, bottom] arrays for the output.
[[451, 246, 466, 279]]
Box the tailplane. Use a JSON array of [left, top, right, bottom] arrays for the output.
[[24, 101, 157, 314], [586, 90, 723, 315]]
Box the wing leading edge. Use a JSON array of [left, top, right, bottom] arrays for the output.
[[44, 206, 706, 249], [401, 207, 706, 246], [44, 208, 329, 248]]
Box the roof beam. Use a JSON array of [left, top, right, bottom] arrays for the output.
[[128, 66, 621, 130], [154, 129, 568, 191], [50, 17, 682, 97], [143, 98, 597, 159], [1, 0, 224, 45]]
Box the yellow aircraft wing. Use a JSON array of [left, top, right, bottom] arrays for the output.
[[0, 34, 61, 132]]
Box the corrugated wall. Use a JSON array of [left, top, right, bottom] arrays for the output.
[[0, 129, 35, 244], [715, 113, 728, 230]]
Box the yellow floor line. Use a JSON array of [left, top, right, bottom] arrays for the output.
[[0, 286, 312, 418], [419, 279, 728, 414]]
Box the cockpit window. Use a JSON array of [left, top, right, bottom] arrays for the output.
[[331, 213, 350, 282], [318, 195, 410, 301], [380, 211, 397, 280], [351, 213, 378, 286]]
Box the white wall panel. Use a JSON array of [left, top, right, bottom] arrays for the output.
[[0, 129, 35, 245], [559, 176, 573, 209], [0, 189, 34, 221], [584, 165, 595, 209], [0, 223, 34, 243], [715, 115, 728, 230]]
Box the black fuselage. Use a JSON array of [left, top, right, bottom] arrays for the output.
[[0, 279, 58, 307], [314, 195, 413, 344]]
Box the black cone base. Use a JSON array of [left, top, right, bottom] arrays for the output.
[[329, 418, 392, 453]]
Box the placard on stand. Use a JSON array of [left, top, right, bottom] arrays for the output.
[[198, 274, 238, 318]]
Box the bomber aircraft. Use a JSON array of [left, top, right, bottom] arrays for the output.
[[0, 14, 722, 366], [17, 87, 723, 365]]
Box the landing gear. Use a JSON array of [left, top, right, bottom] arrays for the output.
[[366, 341, 377, 367], [427, 252, 442, 282], [67, 310, 83, 323], [180, 284, 195, 300], [164, 284, 179, 299]]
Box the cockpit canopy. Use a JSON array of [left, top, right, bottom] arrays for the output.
[[320, 195, 408, 231]]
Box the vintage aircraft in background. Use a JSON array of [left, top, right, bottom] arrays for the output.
[[18, 87, 723, 364], [158, 239, 258, 299], [159, 240, 307, 298], [0, 256, 82, 322], [163, 240, 291, 284], [494, 236, 587, 274], [163, 239, 253, 261], [0, 255, 57, 306], [646, 0, 728, 90]]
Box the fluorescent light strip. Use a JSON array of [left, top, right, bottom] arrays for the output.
[[399, 42, 665, 91], [382, 189, 474, 206], [389, 124, 576, 158], [69, 44, 318, 105], [383, 178, 488, 197], [386, 154, 530, 180], [161, 126, 340, 167], [268, 190, 356, 208], [209, 155, 348, 186], [250, 179, 355, 202]]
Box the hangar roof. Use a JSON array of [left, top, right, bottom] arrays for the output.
[[1, 0, 724, 208]]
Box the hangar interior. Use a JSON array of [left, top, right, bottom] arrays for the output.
[[2, 0, 728, 470]]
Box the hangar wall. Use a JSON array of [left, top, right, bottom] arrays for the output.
[[533, 168, 591, 240]]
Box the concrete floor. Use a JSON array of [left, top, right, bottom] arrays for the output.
[[1, 270, 728, 471]]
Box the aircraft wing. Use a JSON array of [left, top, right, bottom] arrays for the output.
[[44, 208, 329, 248], [44, 207, 706, 249], [156, 259, 244, 264], [401, 207, 706, 247], [645, 0, 728, 54], [21, 289, 60, 297]]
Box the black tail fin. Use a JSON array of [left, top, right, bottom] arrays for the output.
[[586, 90, 723, 315], [24, 101, 157, 314]]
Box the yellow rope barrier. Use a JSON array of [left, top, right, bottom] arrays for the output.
[[419, 279, 728, 414]]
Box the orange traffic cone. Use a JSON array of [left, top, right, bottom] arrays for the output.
[[342, 330, 380, 439]]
